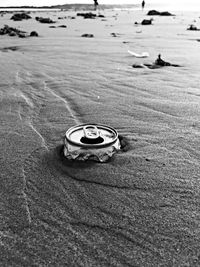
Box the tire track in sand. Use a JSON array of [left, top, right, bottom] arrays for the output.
[[15, 71, 49, 151], [43, 80, 81, 125], [16, 91, 49, 152], [28, 121, 49, 151], [21, 167, 32, 225]]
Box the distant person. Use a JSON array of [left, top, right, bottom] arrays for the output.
[[142, 0, 145, 10], [94, 0, 99, 11]]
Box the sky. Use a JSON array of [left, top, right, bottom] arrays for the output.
[[0, 0, 200, 11]]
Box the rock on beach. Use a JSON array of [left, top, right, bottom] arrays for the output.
[[0, 25, 38, 38], [10, 12, 32, 21], [81, 33, 94, 38], [147, 10, 174, 16], [77, 12, 96, 19], [35, 17, 56, 23], [141, 19, 153, 25]]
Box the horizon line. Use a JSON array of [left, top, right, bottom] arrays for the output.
[[0, 3, 138, 8]]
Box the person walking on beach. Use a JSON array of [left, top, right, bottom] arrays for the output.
[[142, 0, 145, 10], [93, 0, 99, 11]]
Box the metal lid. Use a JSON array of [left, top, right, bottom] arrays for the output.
[[65, 123, 119, 148]]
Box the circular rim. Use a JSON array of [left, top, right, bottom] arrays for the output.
[[65, 123, 118, 148]]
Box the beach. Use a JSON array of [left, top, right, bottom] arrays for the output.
[[0, 7, 200, 266]]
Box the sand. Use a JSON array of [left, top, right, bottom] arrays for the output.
[[0, 8, 200, 266]]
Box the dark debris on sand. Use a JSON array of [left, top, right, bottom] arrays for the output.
[[187, 24, 200, 31], [68, 16, 76, 19], [0, 25, 38, 38], [77, 12, 96, 19], [10, 12, 32, 21], [132, 54, 181, 69], [141, 19, 153, 25], [111, 32, 121, 37], [0, 46, 19, 52], [58, 16, 67, 19], [154, 54, 180, 67], [132, 64, 144, 68], [81, 33, 94, 38], [77, 12, 105, 19], [35, 17, 56, 24], [147, 10, 174, 16], [49, 25, 67, 29], [30, 31, 39, 37], [57, 25, 67, 28], [111, 32, 118, 37]]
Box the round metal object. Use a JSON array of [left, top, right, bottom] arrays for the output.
[[63, 123, 120, 162]]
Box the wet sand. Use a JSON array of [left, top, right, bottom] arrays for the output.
[[0, 8, 200, 266]]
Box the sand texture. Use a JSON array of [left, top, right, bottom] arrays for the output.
[[0, 8, 200, 266]]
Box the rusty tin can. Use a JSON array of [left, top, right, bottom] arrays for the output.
[[63, 124, 120, 162]]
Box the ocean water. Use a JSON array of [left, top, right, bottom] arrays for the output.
[[0, 8, 60, 11]]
